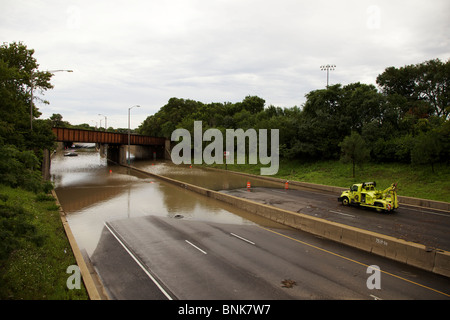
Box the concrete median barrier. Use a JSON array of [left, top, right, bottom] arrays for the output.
[[434, 251, 450, 276], [129, 165, 450, 278]]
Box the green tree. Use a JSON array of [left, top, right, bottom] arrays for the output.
[[340, 83, 384, 132], [299, 84, 348, 159], [299, 84, 383, 160], [377, 58, 449, 119], [0, 42, 54, 148], [411, 130, 443, 173], [0, 144, 52, 192], [0, 42, 53, 132], [138, 97, 204, 137], [339, 132, 370, 178], [49, 113, 68, 127], [241, 95, 265, 114], [0, 42, 55, 190]]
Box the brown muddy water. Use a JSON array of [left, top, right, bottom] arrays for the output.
[[51, 149, 284, 257]]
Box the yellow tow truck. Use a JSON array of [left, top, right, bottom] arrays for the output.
[[338, 182, 398, 213]]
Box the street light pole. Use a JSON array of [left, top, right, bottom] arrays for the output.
[[98, 113, 107, 131], [128, 105, 140, 165], [30, 69, 73, 130], [320, 65, 336, 88]]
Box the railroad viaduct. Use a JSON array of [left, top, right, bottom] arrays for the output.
[[43, 127, 170, 179]]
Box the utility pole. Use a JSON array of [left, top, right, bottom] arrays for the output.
[[128, 105, 140, 164], [320, 65, 336, 88]]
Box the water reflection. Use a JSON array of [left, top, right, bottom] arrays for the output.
[[134, 160, 281, 191], [52, 150, 285, 256]]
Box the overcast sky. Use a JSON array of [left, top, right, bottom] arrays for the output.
[[1, 0, 449, 129]]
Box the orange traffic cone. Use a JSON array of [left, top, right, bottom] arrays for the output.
[[285, 181, 289, 190], [246, 181, 251, 190]]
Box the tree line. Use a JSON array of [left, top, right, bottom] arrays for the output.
[[138, 58, 449, 172], [48, 113, 135, 134], [0, 42, 55, 266], [1, 41, 448, 178], [0, 42, 54, 192], [0, 41, 135, 193]]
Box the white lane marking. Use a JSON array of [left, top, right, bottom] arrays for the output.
[[230, 233, 256, 245], [401, 206, 450, 217], [329, 210, 355, 218], [420, 211, 450, 218], [185, 240, 207, 255], [370, 294, 383, 300], [104, 223, 173, 300]]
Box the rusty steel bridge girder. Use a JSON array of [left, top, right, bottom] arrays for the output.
[[51, 127, 166, 146]]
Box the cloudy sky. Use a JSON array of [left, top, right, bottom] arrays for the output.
[[1, 0, 449, 129]]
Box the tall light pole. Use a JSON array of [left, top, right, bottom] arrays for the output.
[[320, 65, 336, 88], [98, 113, 107, 131], [30, 69, 73, 130], [128, 105, 140, 164]]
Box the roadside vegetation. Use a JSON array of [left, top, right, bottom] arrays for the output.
[[0, 42, 88, 299], [0, 185, 88, 299]]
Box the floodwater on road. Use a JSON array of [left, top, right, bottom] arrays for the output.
[[51, 149, 285, 257], [133, 161, 281, 191]]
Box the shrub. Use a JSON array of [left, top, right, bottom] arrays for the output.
[[0, 144, 53, 193]]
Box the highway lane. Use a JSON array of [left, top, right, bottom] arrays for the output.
[[53, 154, 450, 300], [91, 215, 450, 300], [88, 225, 170, 300], [220, 187, 450, 251]]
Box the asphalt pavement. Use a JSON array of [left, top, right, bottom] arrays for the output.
[[90, 215, 450, 300], [220, 187, 450, 251]]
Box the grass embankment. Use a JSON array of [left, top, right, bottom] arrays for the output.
[[0, 184, 88, 299], [207, 160, 450, 203]]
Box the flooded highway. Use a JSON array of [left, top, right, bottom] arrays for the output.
[[51, 148, 284, 257], [51, 148, 450, 300]]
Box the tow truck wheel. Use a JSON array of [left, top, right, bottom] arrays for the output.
[[342, 197, 349, 206]]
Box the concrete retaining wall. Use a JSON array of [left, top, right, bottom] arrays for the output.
[[52, 190, 106, 300], [129, 165, 450, 278]]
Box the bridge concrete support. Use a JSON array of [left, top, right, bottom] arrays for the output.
[[106, 144, 167, 164], [106, 144, 127, 165], [99, 144, 107, 158], [165, 139, 171, 160], [119, 145, 127, 165], [56, 142, 65, 152], [133, 145, 165, 161]]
